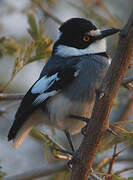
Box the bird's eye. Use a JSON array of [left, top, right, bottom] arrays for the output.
[[83, 35, 90, 42]]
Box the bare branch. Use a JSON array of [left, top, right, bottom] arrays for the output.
[[116, 142, 133, 157], [108, 144, 117, 174], [4, 162, 67, 180], [96, 143, 133, 170], [90, 173, 102, 180], [32, 0, 63, 25], [122, 76, 133, 90], [71, 11, 133, 180], [115, 167, 133, 175], [116, 91, 133, 123], [123, 76, 133, 84], [0, 102, 19, 115], [96, 156, 112, 169], [39, 131, 67, 150], [0, 93, 24, 100]]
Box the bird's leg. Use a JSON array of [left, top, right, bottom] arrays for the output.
[[70, 115, 90, 136], [65, 130, 78, 168], [70, 115, 118, 136], [54, 131, 75, 159], [55, 130, 78, 168], [64, 130, 75, 152], [70, 115, 89, 123]]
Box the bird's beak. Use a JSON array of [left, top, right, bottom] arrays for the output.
[[97, 28, 120, 40]]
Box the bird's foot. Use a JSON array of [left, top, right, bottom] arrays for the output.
[[81, 124, 88, 136], [67, 150, 81, 168], [71, 114, 118, 137], [55, 147, 80, 168], [70, 115, 89, 123], [81, 125, 118, 137], [70, 114, 90, 136], [55, 147, 73, 156]]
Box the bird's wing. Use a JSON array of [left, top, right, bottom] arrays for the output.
[[8, 56, 80, 141], [31, 64, 80, 105]]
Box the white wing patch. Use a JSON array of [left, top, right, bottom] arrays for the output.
[[33, 90, 57, 105], [32, 73, 59, 94], [32, 73, 59, 105]]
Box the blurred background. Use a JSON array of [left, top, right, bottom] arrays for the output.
[[0, 0, 133, 179]]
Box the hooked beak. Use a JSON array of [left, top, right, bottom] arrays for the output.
[[97, 28, 120, 40]]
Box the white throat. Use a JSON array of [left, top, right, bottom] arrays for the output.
[[55, 38, 106, 57]]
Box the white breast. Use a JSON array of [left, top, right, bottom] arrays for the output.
[[46, 93, 95, 134]]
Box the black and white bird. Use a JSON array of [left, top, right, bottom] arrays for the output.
[[8, 18, 120, 148]]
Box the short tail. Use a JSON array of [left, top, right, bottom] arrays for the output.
[[8, 120, 33, 148]]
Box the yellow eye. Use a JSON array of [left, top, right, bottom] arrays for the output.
[[83, 35, 90, 42]]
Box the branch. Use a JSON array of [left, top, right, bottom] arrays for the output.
[[115, 167, 133, 175], [4, 162, 67, 180], [96, 155, 133, 170], [0, 93, 24, 100], [108, 144, 117, 174], [32, 0, 62, 25], [71, 11, 133, 180], [122, 76, 133, 90], [123, 76, 133, 84], [116, 91, 133, 123], [0, 102, 19, 115]]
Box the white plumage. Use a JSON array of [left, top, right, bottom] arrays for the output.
[[55, 38, 106, 57], [31, 73, 59, 94]]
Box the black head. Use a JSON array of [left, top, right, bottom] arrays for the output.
[[59, 18, 97, 35], [54, 18, 120, 50], [54, 18, 98, 49]]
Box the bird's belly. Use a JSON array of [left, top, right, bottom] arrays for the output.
[[45, 93, 95, 134]]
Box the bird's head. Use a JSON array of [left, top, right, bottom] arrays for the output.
[[53, 18, 120, 57]]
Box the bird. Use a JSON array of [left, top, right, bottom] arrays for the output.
[[8, 18, 120, 149]]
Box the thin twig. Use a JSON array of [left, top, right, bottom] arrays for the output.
[[90, 174, 102, 180], [40, 131, 67, 151], [108, 144, 117, 174], [39, 131, 72, 159], [32, 0, 62, 24], [115, 167, 133, 175], [0, 102, 19, 114], [4, 162, 67, 180], [122, 76, 133, 90], [94, 0, 121, 27], [0, 93, 24, 100], [96, 156, 112, 169], [116, 157, 133, 162], [96, 143, 133, 170], [122, 76, 133, 84], [116, 142, 133, 156], [116, 92, 133, 123], [123, 83, 133, 90], [96, 155, 133, 170]]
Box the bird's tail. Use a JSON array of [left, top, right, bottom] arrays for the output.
[[13, 125, 32, 148], [8, 119, 33, 148]]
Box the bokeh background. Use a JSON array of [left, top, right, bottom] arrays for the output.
[[0, 0, 133, 179]]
